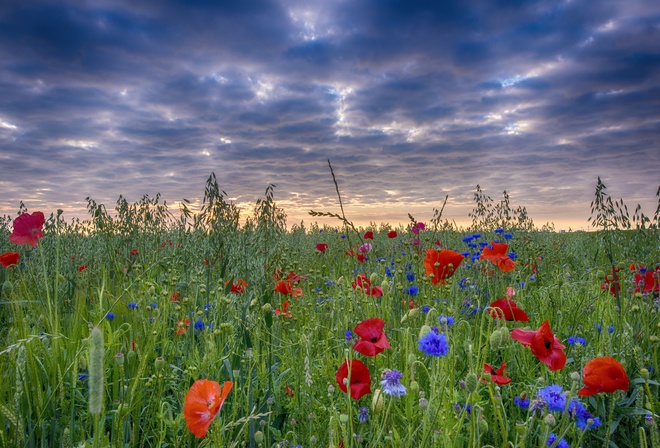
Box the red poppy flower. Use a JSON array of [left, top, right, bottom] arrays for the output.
[[316, 243, 329, 252], [175, 318, 190, 335], [285, 384, 294, 396], [9, 211, 45, 247], [363, 231, 374, 240], [634, 268, 660, 293], [130, 249, 138, 257], [171, 291, 181, 302], [336, 359, 372, 400], [488, 298, 529, 322], [0, 251, 20, 268], [357, 254, 367, 263], [275, 301, 292, 318], [511, 320, 566, 371], [351, 273, 383, 297], [78, 264, 88, 273], [184, 379, 233, 438], [387, 231, 397, 238], [274, 271, 303, 298], [480, 242, 517, 272], [227, 279, 248, 294], [423, 249, 464, 285], [353, 318, 391, 356], [578, 357, 629, 396], [603, 267, 621, 295], [482, 362, 511, 386]]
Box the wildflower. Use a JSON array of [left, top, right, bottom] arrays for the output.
[[462, 236, 474, 243], [503, 233, 513, 240], [9, 211, 45, 247], [537, 384, 566, 412], [364, 231, 374, 240], [78, 264, 88, 273], [228, 279, 248, 294], [412, 222, 425, 235], [316, 243, 329, 253], [635, 266, 660, 293], [0, 252, 20, 268], [607, 325, 614, 333], [578, 357, 629, 396], [480, 242, 517, 272], [387, 231, 397, 238], [175, 318, 190, 335], [274, 271, 303, 298], [514, 395, 529, 409], [404, 286, 419, 295], [353, 318, 391, 356], [567, 399, 601, 430], [106, 312, 115, 321], [130, 249, 138, 257], [357, 254, 367, 263], [406, 272, 415, 282], [488, 298, 529, 322], [184, 379, 233, 438], [567, 336, 587, 347], [494, 228, 504, 234], [336, 359, 372, 400], [352, 273, 383, 297], [438, 316, 455, 326], [345, 330, 353, 342], [418, 328, 449, 357], [359, 243, 372, 253], [194, 321, 205, 331], [275, 301, 292, 318], [380, 370, 406, 396], [285, 384, 294, 396], [423, 249, 464, 285], [511, 321, 566, 371], [482, 362, 511, 386], [358, 406, 369, 423], [171, 292, 181, 302], [127, 302, 138, 310], [547, 433, 569, 448]]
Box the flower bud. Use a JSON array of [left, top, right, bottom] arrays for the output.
[[478, 419, 488, 433], [641, 368, 650, 380], [372, 389, 384, 414], [418, 325, 431, 339], [339, 413, 349, 424], [465, 372, 478, 393], [254, 431, 264, 444], [544, 414, 556, 427], [114, 352, 124, 366], [262, 303, 272, 314], [489, 330, 502, 350]]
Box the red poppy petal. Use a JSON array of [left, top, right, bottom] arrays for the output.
[[511, 328, 536, 346]]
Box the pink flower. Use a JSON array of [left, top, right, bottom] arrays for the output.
[[9, 212, 45, 247], [359, 243, 372, 253], [412, 222, 425, 235]]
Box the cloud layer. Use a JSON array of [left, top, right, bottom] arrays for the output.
[[1, 0, 658, 229]]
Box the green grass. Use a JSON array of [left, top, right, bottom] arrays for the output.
[[0, 179, 659, 448]]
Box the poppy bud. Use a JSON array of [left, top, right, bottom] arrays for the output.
[[126, 350, 136, 364], [465, 372, 478, 393], [370, 272, 379, 283], [489, 330, 502, 350], [2, 280, 13, 295], [154, 357, 166, 371], [254, 431, 264, 444], [499, 327, 510, 344], [418, 325, 431, 339], [57, 274, 66, 283], [543, 414, 556, 427], [478, 419, 488, 433], [115, 353, 124, 366], [516, 422, 527, 435], [410, 381, 419, 393], [262, 303, 272, 313], [336, 276, 344, 285], [339, 413, 349, 424], [641, 368, 650, 380], [381, 280, 389, 294]]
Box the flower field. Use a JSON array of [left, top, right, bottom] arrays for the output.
[[0, 177, 659, 448]]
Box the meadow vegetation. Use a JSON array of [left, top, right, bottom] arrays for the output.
[[0, 172, 659, 448]]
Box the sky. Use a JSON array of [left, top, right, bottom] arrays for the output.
[[0, 0, 659, 231]]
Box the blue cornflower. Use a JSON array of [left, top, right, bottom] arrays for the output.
[[494, 228, 504, 234], [462, 236, 474, 243], [508, 252, 517, 260], [567, 336, 587, 347], [468, 243, 477, 249], [341, 235, 346, 239], [106, 312, 115, 321], [380, 370, 407, 396], [127, 302, 138, 310], [78, 373, 88, 380], [358, 406, 369, 423], [326, 280, 335, 286], [461, 251, 470, 257], [503, 233, 513, 239], [472, 233, 481, 239], [194, 320, 205, 331], [385, 267, 394, 277], [406, 272, 415, 282], [418, 328, 449, 357], [547, 433, 569, 448], [421, 305, 430, 313], [478, 241, 489, 247], [537, 384, 566, 412], [567, 399, 601, 430], [514, 396, 530, 409], [404, 286, 419, 295], [438, 316, 454, 326], [377, 257, 387, 262], [345, 330, 353, 341], [608, 325, 615, 334], [595, 323, 602, 333]]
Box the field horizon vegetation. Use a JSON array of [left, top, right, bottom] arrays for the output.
[[1, 164, 660, 448]]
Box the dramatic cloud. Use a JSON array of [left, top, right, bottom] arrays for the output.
[[1, 0, 658, 229]]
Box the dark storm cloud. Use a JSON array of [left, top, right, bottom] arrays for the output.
[[0, 0, 659, 229]]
